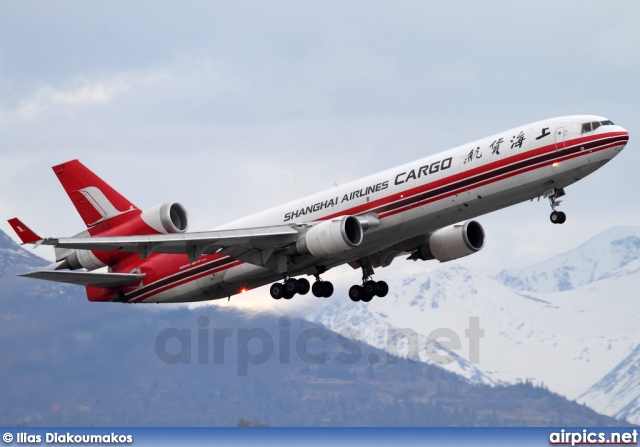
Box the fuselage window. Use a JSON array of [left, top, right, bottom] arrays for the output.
[[581, 122, 592, 134], [591, 121, 601, 131]]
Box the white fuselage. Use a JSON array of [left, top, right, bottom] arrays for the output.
[[138, 115, 628, 303]]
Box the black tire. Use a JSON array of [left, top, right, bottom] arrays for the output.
[[284, 278, 300, 295], [298, 278, 310, 295], [363, 280, 377, 297], [349, 285, 362, 302], [550, 211, 559, 224], [375, 281, 389, 297], [312, 282, 324, 298], [361, 288, 374, 302], [270, 283, 285, 300], [321, 281, 334, 298], [557, 211, 566, 224], [283, 288, 295, 299]]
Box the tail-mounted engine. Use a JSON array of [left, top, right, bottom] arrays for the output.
[[139, 202, 189, 234], [411, 220, 485, 262], [60, 202, 189, 271]]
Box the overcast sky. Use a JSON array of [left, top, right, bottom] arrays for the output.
[[1, 1, 639, 287]]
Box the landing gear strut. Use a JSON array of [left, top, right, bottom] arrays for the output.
[[348, 260, 389, 303], [269, 275, 311, 300], [545, 188, 567, 224]]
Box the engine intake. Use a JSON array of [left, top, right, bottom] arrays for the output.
[[414, 220, 485, 262], [295, 216, 363, 257], [140, 202, 189, 234]]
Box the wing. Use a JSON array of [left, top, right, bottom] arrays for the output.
[[40, 225, 302, 267], [19, 270, 145, 288]]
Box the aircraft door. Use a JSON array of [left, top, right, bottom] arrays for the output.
[[555, 127, 566, 152]]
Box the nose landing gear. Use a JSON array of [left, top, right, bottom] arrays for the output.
[[550, 210, 566, 224], [545, 188, 567, 224]]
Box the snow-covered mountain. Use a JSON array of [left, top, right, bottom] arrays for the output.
[[0, 231, 47, 277], [493, 226, 640, 293], [579, 344, 640, 425], [291, 225, 640, 412], [6, 225, 640, 423]]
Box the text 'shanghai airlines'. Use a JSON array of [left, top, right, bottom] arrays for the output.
[[8, 116, 629, 303]]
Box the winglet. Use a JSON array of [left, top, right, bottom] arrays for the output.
[[7, 218, 43, 244]]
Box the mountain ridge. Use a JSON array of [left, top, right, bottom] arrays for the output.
[[0, 229, 629, 427]]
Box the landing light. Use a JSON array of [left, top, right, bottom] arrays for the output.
[[240, 288, 247, 293], [552, 162, 559, 167]]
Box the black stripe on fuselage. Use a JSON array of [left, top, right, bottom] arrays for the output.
[[124, 256, 235, 301], [126, 134, 627, 302], [369, 135, 627, 217]]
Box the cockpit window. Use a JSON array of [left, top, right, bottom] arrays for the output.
[[581, 120, 615, 133]]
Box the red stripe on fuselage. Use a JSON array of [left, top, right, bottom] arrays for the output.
[[125, 131, 627, 302], [376, 134, 627, 218], [128, 257, 242, 302], [320, 132, 627, 221]]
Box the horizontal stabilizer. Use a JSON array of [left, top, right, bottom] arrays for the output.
[[19, 270, 145, 288]]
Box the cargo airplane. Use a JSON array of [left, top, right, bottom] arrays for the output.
[[8, 115, 629, 303]]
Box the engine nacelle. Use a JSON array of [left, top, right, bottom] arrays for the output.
[[414, 220, 485, 262], [65, 249, 107, 271], [62, 202, 190, 271], [294, 216, 363, 257], [140, 202, 189, 234]]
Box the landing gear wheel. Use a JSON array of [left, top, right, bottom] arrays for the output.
[[283, 288, 295, 299], [550, 211, 567, 224], [270, 283, 285, 300], [284, 278, 300, 295], [547, 188, 566, 225], [297, 278, 310, 295], [375, 281, 389, 297], [321, 281, 334, 298], [312, 282, 324, 297], [361, 289, 374, 302], [557, 211, 566, 224], [363, 280, 377, 297], [349, 285, 363, 302]]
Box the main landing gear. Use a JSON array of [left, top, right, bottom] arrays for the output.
[[348, 261, 389, 302], [311, 276, 334, 298], [270, 274, 334, 299], [348, 280, 389, 302], [546, 188, 567, 224], [270, 276, 310, 300]]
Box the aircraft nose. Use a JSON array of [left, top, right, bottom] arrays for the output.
[[620, 125, 629, 140], [617, 125, 629, 150]]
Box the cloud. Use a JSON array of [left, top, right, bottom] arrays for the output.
[[16, 77, 130, 119]]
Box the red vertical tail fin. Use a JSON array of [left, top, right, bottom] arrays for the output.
[[52, 160, 140, 232]]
